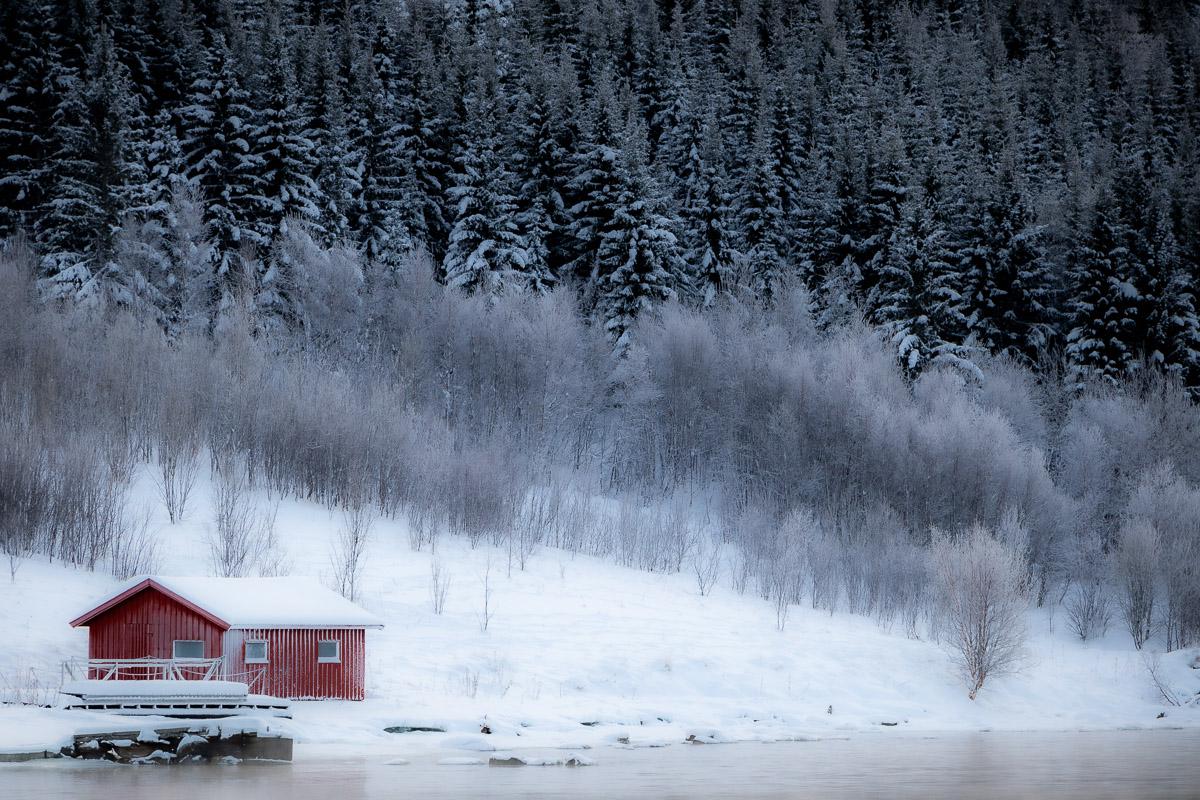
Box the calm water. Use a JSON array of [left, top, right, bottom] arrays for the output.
[[3, 730, 1199, 799]]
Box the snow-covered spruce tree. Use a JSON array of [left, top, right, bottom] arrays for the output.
[[304, 29, 359, 246], [0, 0, 59, 237], [514, 64, 579, 290], [251, 12, 324, 331], [392, 37, 446, 258], [858, 122, 909, 316], [1065, 187, 1142, 389], [134, 109, 194, 328], [1143, 223, 1200, 389], [959, 174, 1060, 367], [871, 191, 970, 379], [596, 114, 682, 354], [656, 75, 734, 308], [132, 0, 193, 123], [441, 83, 533, 295], [181, 33, 263, 319], [37, 26, 146, 305], [251, 11, 319, 250], [768, 81, 806, 255], [737, 114, 786, 306], [809, 143, 865, 328], [690, 157, 736, 308], [566, 74, 625, 293], [148, 186, 214, 335], [722, 12, 763, 187], [348, 45, 409, 272]]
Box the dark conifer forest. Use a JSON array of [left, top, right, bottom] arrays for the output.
[[2, 0, 1199, 378], [2, 0, 1200, 653]]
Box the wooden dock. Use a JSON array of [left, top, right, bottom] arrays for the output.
[[60, 678, 292, 718]]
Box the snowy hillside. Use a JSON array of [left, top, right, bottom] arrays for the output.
[[1, 468, 1196, 755]]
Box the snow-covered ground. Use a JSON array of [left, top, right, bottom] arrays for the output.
[[1, 468, 1197, 756]]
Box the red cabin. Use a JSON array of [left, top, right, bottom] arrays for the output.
[[70, 576, 384, 700]]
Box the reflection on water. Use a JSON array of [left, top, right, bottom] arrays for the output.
[[3, 729, 1199, 800]]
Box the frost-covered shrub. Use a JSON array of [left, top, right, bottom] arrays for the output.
[[1115, 518, 1159, 650], [1066, 580, 1112, 641], [930, 526, 1029, 699]]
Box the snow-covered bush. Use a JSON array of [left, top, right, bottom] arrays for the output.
[[1115, 518, 1159, 650], [1065, 526, 1112, 641], [930, 526, 1029, 699], [1066, 580, 1112, 642], [1126, 466, 1200, 650]]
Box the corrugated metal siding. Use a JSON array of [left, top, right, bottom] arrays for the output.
[[224, 628, 366, 700], [86, 588, 225, 678]]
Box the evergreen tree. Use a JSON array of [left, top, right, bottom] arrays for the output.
[[858, 121, 909, 314], [348, 49, 408, 269], [252, 11, 319, 250], [960, 176, 1060, 365], [873, 192, 969, 378], [392, 36, 447, 256], [1143, 208, 1200, 387], [769, 83, 805, 246], [690, 156, 736, 308], [738, 115, 786, 305], [133, 0, 193, 121], [137, 108, 192, 325], [566, 77, 625, 292], [306, 31, 359, 244], [0, 0, 60, 236], [442, 87, 532, 295], [181, 33, 263, 316], [597, 116, 682, 352], [513, 69, 571, 287], [37, 26, 144, 304], [1065, 189, 1142, 388]]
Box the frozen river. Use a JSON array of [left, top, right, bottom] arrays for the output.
[[3, 729, 1199, 799]]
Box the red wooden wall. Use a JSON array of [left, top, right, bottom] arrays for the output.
[[82, 585, 368, 699], [86, 587, 225, 676], [224, 628, 366, 700]]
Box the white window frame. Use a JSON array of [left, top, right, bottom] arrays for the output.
[[172, 640, 204, 659], [317, 639, 341, 664], [244, 639, 269, 664]]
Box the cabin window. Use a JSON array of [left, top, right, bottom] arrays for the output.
[[172, 640, 204, 659], [245, 640, 268, 664], [317, 639, 340, 663]]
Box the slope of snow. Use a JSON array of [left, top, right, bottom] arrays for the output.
[[1, 466, 1197, 755]]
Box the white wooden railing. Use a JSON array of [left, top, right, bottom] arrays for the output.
[[62, 657, 227, 683]]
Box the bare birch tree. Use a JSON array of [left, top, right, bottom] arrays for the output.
[[331, 505, 374, 602], [931, 526, 1029, 699], [1115, 518, 1159, 650]]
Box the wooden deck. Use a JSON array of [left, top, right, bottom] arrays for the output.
[[60, 659, 292, 719]]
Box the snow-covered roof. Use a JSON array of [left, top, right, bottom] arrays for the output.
[[70, 576, 384, 629]]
